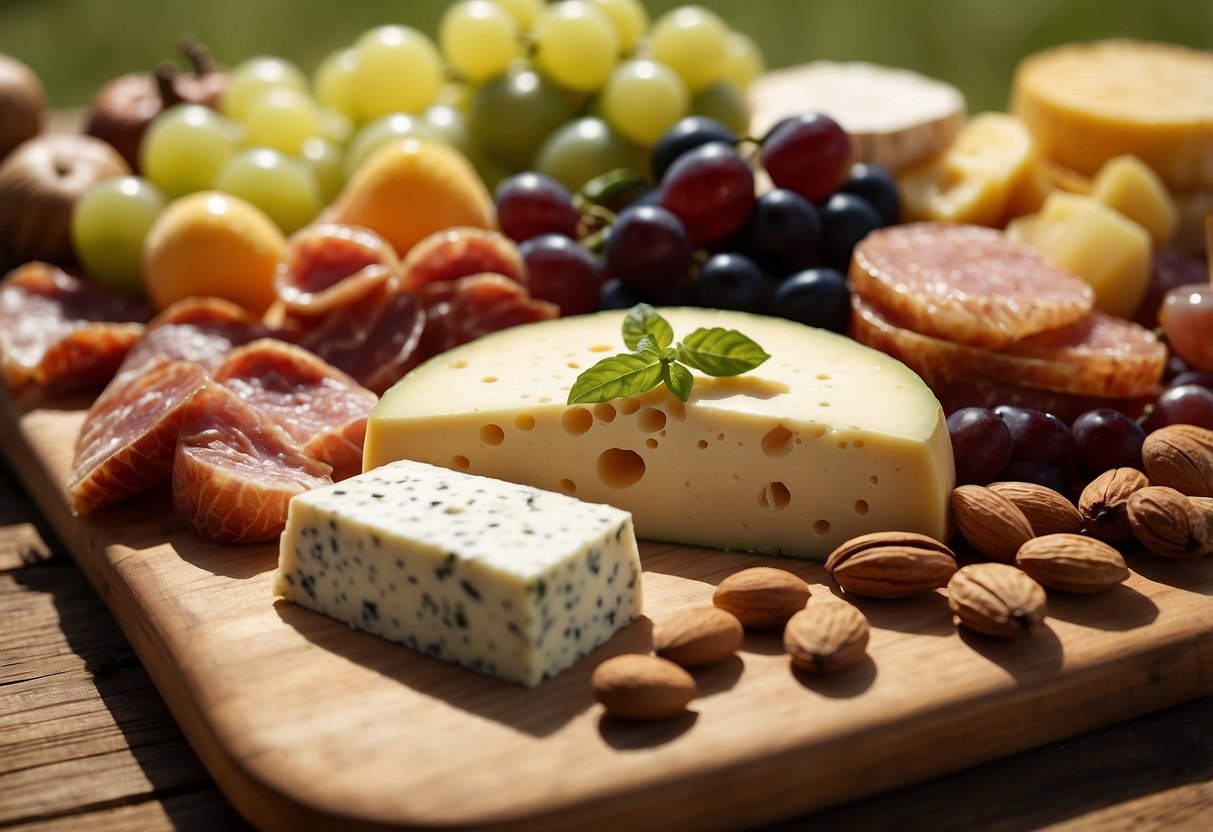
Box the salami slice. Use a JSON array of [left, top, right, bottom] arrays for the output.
[[851, 295, 1165, 399], [119, 296, 277, 375], [416, 273, 560, 360], [849, 222, 1095, 349], [173, 381, 333, 544], [68, 359, 209, 515], [398, 227, 525, 294], [213, 339, 377, 481], [0, 262, 152, 391], [275, 223, 399, 319]]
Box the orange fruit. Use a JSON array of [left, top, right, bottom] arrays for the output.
[[142, 191, 286, 314], [324, 138, 494, 257]]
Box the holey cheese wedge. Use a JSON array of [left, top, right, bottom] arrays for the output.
[[365, 309, 955, 559]]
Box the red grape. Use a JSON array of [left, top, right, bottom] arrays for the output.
[[518, 233, 603, 316], [495, 172, 580, 243], [660, 141, 755, 243], [947, 407, 1014, 485], [743, 188, 821, 275], [1169, 370, 1213, 391], [1160, 284, 1213, 371], [1133, 248, 1208, 329], [760, 113, 852, 203], [1071, 408, 1146, 479], [996, 460, 1069, 495], [993, 405, 1075, 465], [650, 115, 736, 181], [603, 204, 692, 303], [1143, 384, 1213, 431]]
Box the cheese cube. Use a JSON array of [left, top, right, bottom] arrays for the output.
[[1091, 155, 1178, 248], [273, 459, 643, 686], [364, 309, 955, 560]]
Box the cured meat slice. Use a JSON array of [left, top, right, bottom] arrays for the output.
[[119, 296, 277, 374], [173, 381, 333, 544], [0, 262, 152, 391], [849, 222, 1094, 349], [68, 359, 209, 515], [398, 227, 525, 294], [851, 296, 1166, 399], [416, 273, 560, 362], [213, 339, 377, 481], [274, 223, 398, 318]]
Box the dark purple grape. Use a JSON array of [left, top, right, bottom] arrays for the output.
[[660, 141, 755, 243], [518, 234, 603, 316], [840, 162, 900, 226], [598, 277, 640, 310], [1169, 370, 1213, 391], [696, 253, 764, 312], [760, 113, 852, 203], [817, 192, 883, 271], [996, 460, 1070, 495], [947, 407, 1014, 485], [603, 205, 693, 303], [650, 116, 736, 181], [1071, 408, 1146, 479], [494, 172, 579, 243], [993, 405, 1075, 465], [770, 268, 850, 333], [1144, 384, 1213, 431], [742, 188, 822, 275]]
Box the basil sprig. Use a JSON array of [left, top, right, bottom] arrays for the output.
[[567, 305, 769, 405]]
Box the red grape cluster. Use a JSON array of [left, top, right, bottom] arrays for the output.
[[492, 113, 901, 331]]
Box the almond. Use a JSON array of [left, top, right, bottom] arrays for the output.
[[713, 566, 811, 629], [1079, 467, 1149, 543], [590, 654, 698, 721], [988, 481, 1083, 536], [1127, 485, 1210, 559], [653, 606, 744, 668], [783, 597, 869, 673], [947, 562, 1047, 638], [1014, 533, 1130, 593], [1142, 424, 1213, 497], [950, 485, 1035, 562], [824, 530, 956, 598]]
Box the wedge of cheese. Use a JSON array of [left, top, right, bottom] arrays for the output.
[[274, 459, 643, 686], [364, 309, 955, 560]]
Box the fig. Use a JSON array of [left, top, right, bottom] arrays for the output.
[[0, 133, 130, 264], [0, 53, 46, 162]]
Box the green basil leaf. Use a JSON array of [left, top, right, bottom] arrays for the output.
[[678, 327, 771, 377], [663, 361, 695, 402], [636, 334, 660, 360], [567, 353, 663, 404], [622, 304, 674, 350]]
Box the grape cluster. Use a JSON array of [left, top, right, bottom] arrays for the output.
[[494, 112, 900, 330]]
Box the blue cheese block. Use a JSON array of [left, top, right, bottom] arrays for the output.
[[272, 459, 643, 686]]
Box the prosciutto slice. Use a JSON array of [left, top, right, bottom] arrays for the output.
[[119, 296, 277, 375], [0, 262, 152, 392], [213, 339, 377, 481]]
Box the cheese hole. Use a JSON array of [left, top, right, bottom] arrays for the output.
[[696, 439, 709, 449], [854, 440, 865, 448], [597, 448, 645, 488], [717, 433, 725, 441], [666, 399, 686, 421], [515, 414, 535, 431], [482, 375, 498, 383], [619, 397, 641, 415], [589, 344, 612, 352], [450, 359, 468, 369], [559, 478, 576, 493], [854, 500, 870, 515], [538, 396, 552, 404], [451, 455, 470, 470], [819, 401, 831, 408], [761, 425, 795, 457], [567, 361, 581, 369], [594, 403, 616, 423], [837, 440, 848, 450], [479, 424, 505, 445], [562, 407, 593, 436], [870, 475, 880, 485], [813, 520, 831, 535], [639, 407, 666, 432], [817, 373, 831, 380], [758, 481, 791, 511], [645, 438, 658, 449], [809, 424, 827, 439]]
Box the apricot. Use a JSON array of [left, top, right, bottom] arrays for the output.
[[142, 191, 285, 314]]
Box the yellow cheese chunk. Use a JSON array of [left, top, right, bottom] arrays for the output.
[[1006, 192, 1151, 319], [1091, 155, 1178, 249], [364, 309, 955, 560]]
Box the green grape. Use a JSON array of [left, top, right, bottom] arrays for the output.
[[649, 6, 729, 92], [344, 113, 443, 177], [222, 56, 308, 120], [437, 80, 475, 112], [535, 116, 639, 191], [722, 31, 764, 90], [423, 104, 475, 155], [467, 66, 575, 170], [241, 87, 323, 156], [588, 0, 648, 54], [491, 0, 546, 30], [141, 104, 242, 198], [214, 147, 321, 234], [532, 1, 619, 93], [691, 82, 749, 135], [70, 176, 166, 294], [600, 60, 689, 146], [299, 137, 346, 204], [313, 48, 359, 119], [352, 25, 444, 119], [440, 0, 522, 83], [318, 108, 353, 145]]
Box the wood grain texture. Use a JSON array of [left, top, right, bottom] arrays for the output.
[[2, 389, 1212, 831]]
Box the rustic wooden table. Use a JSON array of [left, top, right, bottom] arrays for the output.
[[2, 450, 1212, 831]]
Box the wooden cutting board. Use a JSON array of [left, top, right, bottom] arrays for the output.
[[3, 387, 1212, 832]]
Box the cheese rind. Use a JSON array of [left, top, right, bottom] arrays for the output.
[[273, 459, 643, 686], [364, 309, 955, 560]]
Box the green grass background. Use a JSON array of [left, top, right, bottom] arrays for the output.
[[2, 0, 1210, 113]]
